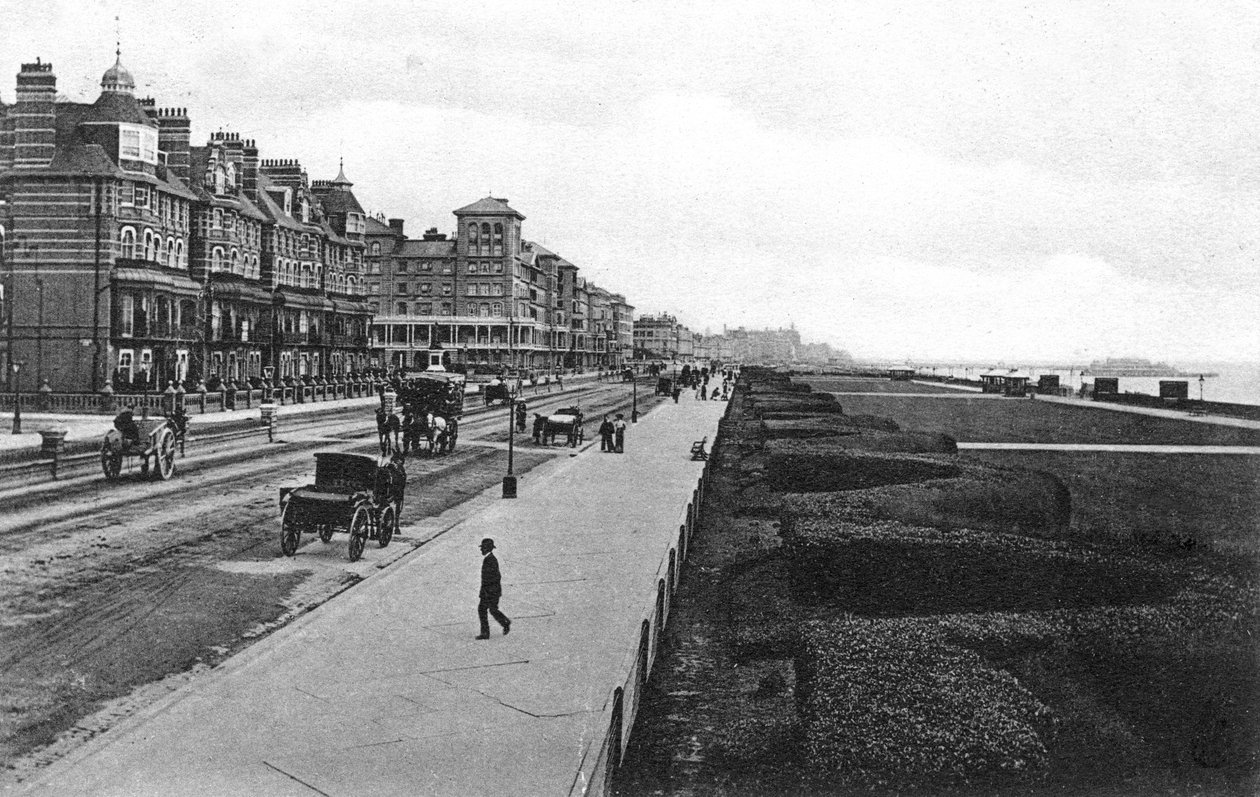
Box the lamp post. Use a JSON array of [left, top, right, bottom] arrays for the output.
[[1199, 374, 1205, 404], [502, 382, 518, 498], [10, 360, 23, 434], [631, 372, 638, 423]]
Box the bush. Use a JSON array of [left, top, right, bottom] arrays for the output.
[[797, 618, 1051, 790], [767, 450, 960, 493]]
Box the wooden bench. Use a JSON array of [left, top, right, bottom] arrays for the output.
[[690, 438, 708, 461], [1188, 407, 1208, 417]]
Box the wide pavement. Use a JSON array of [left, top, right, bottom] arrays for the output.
[[21, 394, 726, 797]]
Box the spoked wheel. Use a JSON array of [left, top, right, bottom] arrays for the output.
[[154, 427, 177, 480], [347, 504, 370, 562], [318, 523, 335, 543], [280, 501, 301, 557], [377, 504, 396, 548], [101, 445, 122, 480]]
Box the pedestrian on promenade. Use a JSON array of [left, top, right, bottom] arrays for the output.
[[699, 383, 708, 400], [599, 414, 615, 452], [532, 413, 546, 444], [671, 385, 681, 403], [556, 372, 564, 390], [613, 413, 627, 453], [476, 538, 510, 639], [516, 401, 528, 434]]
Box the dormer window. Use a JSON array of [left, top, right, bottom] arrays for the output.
[[300, 199, 310, 223], [119, 124, 158, 167]]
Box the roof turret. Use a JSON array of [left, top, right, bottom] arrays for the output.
[[101, 50, 135, 94]]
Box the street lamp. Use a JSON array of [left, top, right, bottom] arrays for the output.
[[631, 372, 639, 423], [10, 360, 23, 434], [502, 382, 518, 499], [1199, 374, 1205, 404]]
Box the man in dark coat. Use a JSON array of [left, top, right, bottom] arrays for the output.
[[113, 407, 140, 445], [598, 414, 615, 452], [516, 401, 528, 434], [476, 538, 511, 639], [532, 413, 546, 444]]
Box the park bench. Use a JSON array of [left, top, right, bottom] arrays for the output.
[[690, 437, 708, 461]]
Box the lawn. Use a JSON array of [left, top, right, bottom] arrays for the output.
[[804, 376, 966, 395], [812, 389, 1260, 446]]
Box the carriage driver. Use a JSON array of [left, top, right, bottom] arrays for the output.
[[113, 406, 141, 446]]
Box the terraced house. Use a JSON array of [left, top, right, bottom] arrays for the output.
[[0, 54, 372, 394], [368, 197, 632, 372]]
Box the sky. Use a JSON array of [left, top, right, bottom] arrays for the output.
[[3, 0, 1257, 364]]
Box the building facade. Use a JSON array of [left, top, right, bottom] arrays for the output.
[[0, 55, 371, 393]]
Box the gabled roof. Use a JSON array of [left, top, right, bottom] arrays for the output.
[[364, 216, 395, 236], [524, 241, 558, 258], [82, 90, 156, 127], [315, 186, 365, 217], [45, 143, 124, 176], [453, 196, 524, 219], [254, 173, 307, 231]]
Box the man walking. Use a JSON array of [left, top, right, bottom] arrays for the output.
[[613, 413, 627, 453], [476, 538, 511, 639], [599, 414, 614, 452]]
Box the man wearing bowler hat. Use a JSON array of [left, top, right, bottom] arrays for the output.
[[476, 538, 511, 639]]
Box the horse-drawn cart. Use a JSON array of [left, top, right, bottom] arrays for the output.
[[279, 452, 405, 561], [101, 417, 179, 481], [541, 406, 584, 447]]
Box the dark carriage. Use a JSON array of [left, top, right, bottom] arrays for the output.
[[541, 406, 584, 447], [278, 452, 405, 561], [483, 381, 511, 407], [101, 417, 179, 481]]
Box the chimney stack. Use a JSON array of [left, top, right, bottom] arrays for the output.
[[389, 218, 405, 237], [13, 60, 57, 169], [156, 107, 191, 182]]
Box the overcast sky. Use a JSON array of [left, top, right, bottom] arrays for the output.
[[4, 0, 1257, 363]]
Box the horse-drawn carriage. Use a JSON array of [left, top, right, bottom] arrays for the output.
[[279, 452, 405, 562], [483, 380, 512, 407], [101, 415, 180, 481], [386, 371, 465, 456], [540, 406, 584, 447]]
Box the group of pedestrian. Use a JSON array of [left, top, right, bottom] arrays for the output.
[[598, 413, 628, 453]]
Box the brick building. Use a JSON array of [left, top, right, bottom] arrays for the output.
[[369, 198, 631, 372], [0, 54, 371, 393]]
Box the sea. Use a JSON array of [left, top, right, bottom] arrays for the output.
[[868, 361, 1260, 407]]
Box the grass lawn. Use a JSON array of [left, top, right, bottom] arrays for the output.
[[963, 449, 1260, 556], [804, 376, 966, 394], [817, 390, 1260, 446]]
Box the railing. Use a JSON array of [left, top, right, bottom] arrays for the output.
[[0, 380, 382, 415], [570, 447, 717, 796]]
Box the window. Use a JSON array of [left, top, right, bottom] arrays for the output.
[[119, 295, 134, 336], [440, 303, 451, 316], [120, 128, 142, 159], [134, 185, 149, 208], [420, 302, 432, 314], [494, 261, 504, 273], [396, 262, 408, 274], [370, 242, 381, 255], [119, 183, 134, 206], [213, 208, 222, 228], [493, 283, 504, 296], [120, 227, 136, 259], [396, 302, 407, 315], [231, 249, 241, 274], [480, 303, 490, 317], [467, 303, 479, 317], [466, 284, 477, 296], [468, 262, 477, 274], [480, 223, 490, 255], [442, 285, 451, 296], [493, 223, 503, 256], [492, 302, 503, 316], [479, 284, 490, 296], [420, 283, 431, 294], [212, 247, 224, 272], [396, 282, 408, 295], [420, 262, 431, 272], [166, 237, 176, 268], [175, 239, 184, 268], [116, 349, 134, 382], [468, 223, 479, 253], [143, 230, 156, 261]]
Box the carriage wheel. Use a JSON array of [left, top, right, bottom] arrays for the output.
[[377, 504, 396, 548], [347, 504, 370, 562], [154, 428, 177, 481], [101, 445, 122, 480], [280, 501, 301, 556], [319, 523, 335, 543]]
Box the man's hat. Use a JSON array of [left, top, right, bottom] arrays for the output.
[[480, 538, 495, 550]]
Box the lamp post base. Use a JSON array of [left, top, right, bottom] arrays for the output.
[[502, 475, 517, 499]]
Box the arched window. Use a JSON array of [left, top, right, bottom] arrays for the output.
[[480, 303, 490, 317], [154, 236, 164, 264], [370, 242, 381, 255], [231, 249, 241, 274], [303, 265, 313, 289], [493, 223, 503, 256], [175, 239, 184, 268], [144, 230, 156, 261], [480, 223, 491, 255], [120, 227, 137, 259], [468, 223, 479, 253], [213, 208, 222, 228], [211, 247, 224, 272], [166, 237, 176, 268]]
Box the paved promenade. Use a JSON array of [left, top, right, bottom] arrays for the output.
[[21, 396, 725, 797]]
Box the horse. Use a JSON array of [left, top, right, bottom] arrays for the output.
[[421, 412, 458, 455], [375, 408, 400, 455]]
